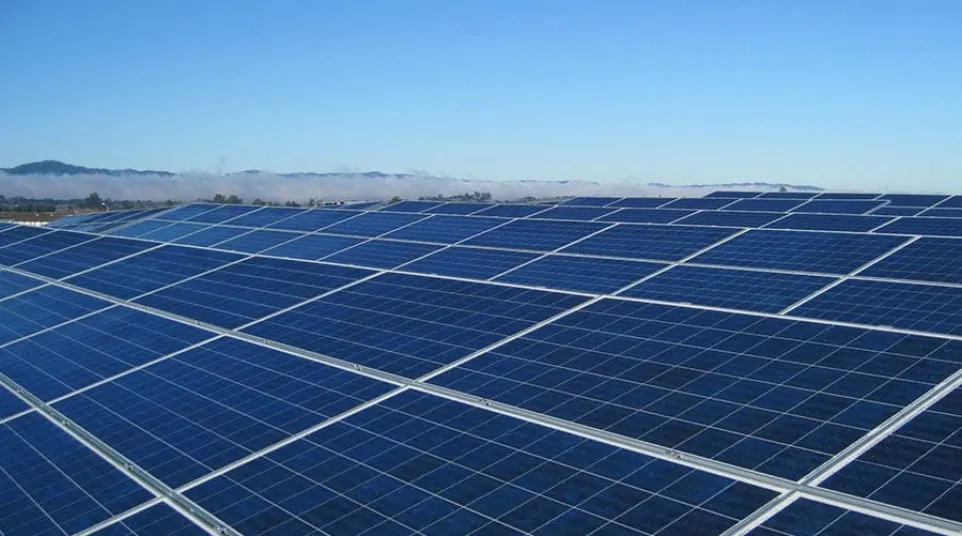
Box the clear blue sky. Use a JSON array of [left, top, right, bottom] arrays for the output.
[[1, 1, 960, 191]]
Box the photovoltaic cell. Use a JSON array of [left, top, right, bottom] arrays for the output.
[[822, 386, 962, 523], [472, 204, 550, 218], [381, 200, 444, 213], [876, 217, 962, 237], [748, 498, 937, 536], [343, 201, 381, 210], [938, 195, 962, 208], [157, 203, 219, 221], [598, 208, 695, 224], [764, 213, 893, 233], [323, 239, 442, 269], [401, 246, 540, 280], [185, 389, 777, 536], [620, 265, 835, 313], [0, 286, 110, 345], [0, 225, 52, 248], [432, 298, 962, 480], [464, 219, 609, 252], [919, 208, 962, 218], [792, 200, 886, 214], [860, 237, 962, 285], [705, 191, 762, 198], [878, 194, 950, 208], [816, 193, 882, 200], [90, 503, 208, 536], [792, 279, 962, 336], [495, 255, 665, 294], [0, 413, 153, 536], [384, 215, 505, 243], [609, 197, 676, 208], [0, 306, 212, 400], [874, 206, 925, 216], [108, 219, 174, 237], [54, 337, 395, 488], [692, 229, 907, 274], [173, 225, 251, 247], [323, 212, 429, 237], [662, 198, 737, 210], [561, 196, 623, 206], [676, 211, 783, 228], [722, 199, 805, 212], [137, 222, 209, 242], [0, 270, 43, 299], [226, 207, 305, 228], [532, 206, 618, 220], [17, 236, 157, 280], [562, 224, 738, 261], [0, 386, 28, 420], [267, 209, 360, 232], [262, 233, 365, 260], [136, 256, 373, 329], [213, 229, 302, 253], [424, 202, 492, 215], [66, 245, 243, 299], [758, 192, 819, 199], [244, 272, 587, 378], [186, 204, 260, 224], [88, 222, 129, 234]]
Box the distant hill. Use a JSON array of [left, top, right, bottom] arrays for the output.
[[1, 160, 174, 177]]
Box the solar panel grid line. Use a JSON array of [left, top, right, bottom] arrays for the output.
[[479, 221, 620, 281], [72, 497, 167, 536], [0, 406, 33, 425], [0, 225, 55, 251], [96, 205, 179, 237], [386, 214, 523, 273], [868, 215, 904, 232], [717, 492, 793, 536], [0, 299, 121, 353], [6, 231, 103, 268], [307, 211, 441, 258], [0, 272, 48, 306]]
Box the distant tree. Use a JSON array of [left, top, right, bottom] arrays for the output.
[[166, 199, 174, 206], [84, 192, 102, 208], [252, 199, 267, 206], [285, 200, 300, 207], [387, 196, 403, 204], [226, 194, 242, 204], [307, 198, 317, 207], [212, 193, 227, 204]]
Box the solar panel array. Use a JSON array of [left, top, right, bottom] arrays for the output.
[[3, 190, 961, 536]]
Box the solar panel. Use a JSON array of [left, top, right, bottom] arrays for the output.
[[432, 298, 962, 480], [878, 194, 950, 207], [17, 236, 157, 279], [938, 195, 962, 208], [662, 198, 737, 210], [342, 201, 381, 210], [225, 206, 305, 227], [494, 254, 665, 294], [676, 211, 784, 228], [135, 256, 374, 328], [531, 206, 618, 221], [620, 265, 835, 313], [90, 503, 208, 536], [919, 208, 962, 218], [323, 212, 429, 237], [815, 192, 881, 200], [381, 200, 445, 213], [243, 272, 587, 378], [464, 219, 609, 252], [266, 208, 359, 232], [137, 221, 209, 241], [876, 217, 962, 237], [757, 192, 820, 199], [173, 225, 251, 246], [213, 229, 302, 253], [424, 202, 491, 215], [822, 386, 962, 523], [0, 286, 111, 345], [860, 237, 962, 285], [384, 215, 505, 243], [705, 191, 762, 198], [873, 206, 926, 216], [107, 219, 175, 237], [561, 224, 738, 261], [792, 278, 962, 336], [722, 199, 805, 212], [185, 204, 261, 224], [0, 269, 43, 299], [0, 225, 52, 248], [561, 196, 623, 206], [692, 229, 907, 274], [471, 204, 550, 218], [184, 389, 778, 536], [322, 239, 442, 269], [0, 386, 29, 419], [156, 203, 219, 221], [609, 197, 676, 208], [401, 246, 540, 280], [598, 208, 695, 224], [792, 199, 886, 214], [764, 213, 893, 232], [261, 233, 365, 261], [750, 498, 938, 535], [54, 337, 396, 488]]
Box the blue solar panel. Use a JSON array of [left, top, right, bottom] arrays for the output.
[[0, 413, 153, 536], [495, 255, 664, 294], [938, 195, 962, 208], [561, 196, 623, 206], [662, 198, 737, 210], [822, 386, 962, 523], [620, 265, 835, 313], [157, 203, 219, 221], [137, 222, 209, 242], [185, 389, 777, 536], [136, 256, 373, 329], [186, 204, 260, 224], [384, 215, 505, 243], [401, 246, 540, 280], [749, 499, 937, 536], [705, 191, 762, 198], [676, 211, 783, 228], [173, 225, 251, 247], [108, 219, 174, 237], [342, 201, 381, 210], [432, 298, 962, 480], [860, 238, 962, 284], [878, 194, 950, 208], [0, 286, 110, 345], [213, 229, 302, 253], [609, 197, 676, 208], [531, 206, 618, 221], [262, 233, 365, 260], [382, 200, 445, 213], [722, 199, 805, 212], [874, 206, 926, 216], [918, 208, 962, 218], [876, 217, 962, 237], [267, 208, 360, 232], [0, 225, 52, 248], [0, 307, 212, 400], [598, 208, 695, 224], [562, 224, 738, 261], [90, 503, 208, 536], [464, 219, 609, 252], [424, 202, 492, 215], [324, 212, 429, 237], [54, 337, 395, 488], [765, 213, 893, 232], [226, 206, 305, 227], [324, 239, 442, 269], [0, 270, 43, 299], [0, 386, 28, 420], [244, 272, 587, 378], [815, 192, 882, 200], [793, 279, 962, 336], [472, 204, 551, 218], [17, 236, 157, 280], [89, 222, 130, 233], [758, 192, 820, 199], [67, 245, 243, 299], [692, 230, 907, 274], [792, 200, 886, 214]]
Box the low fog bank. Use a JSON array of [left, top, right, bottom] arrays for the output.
[[0, 171, 798, 203]]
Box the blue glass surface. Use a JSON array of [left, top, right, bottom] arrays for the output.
[[55, 337, 396, 488], [876, 217, 962, 237], [384, 215, 505, 243], [0, 270, 43, 299], [324, 212, 429, 237], [0, 306, 212, 400], [402, 246, 540, 280], [432, 298, 962, 480], [267, 209, 360, 232], [532, 206, 618, 220], [758, 192, 819, 199], [0, 286, 110, 345], [677, 211, 783, 228], [823, 387, 962, 523], [598, 208, 694, 224], [173, 225, 251, 247], [609, 197, 676, 208], [244, 272, 587, 378], [878, 194, 950, 208], [262, 233, 365, 260], [90, 503, 209, 536], [561, 196, 623, 206], [324, 239, 442, 269], [705, 191, 762, 198], [0, 225, 52, 248], [816, 193, 882, 200], [18, 236, 157, 280], [622, 265, 835, 313], [861, 237, 962, 285], [919, 208, 962, 218], [464, 219, 609, 252], [108, 219, 175, 237], [495, 255, 665, 294], [663, 198, 738, 210], [424, 202, 491, 215], [186, 204, 260, 224], [562, 224, 738, 261], [186, 390, 776, 536], [156, 203, 219, 221], [227, 207, 306, 228], [0, 413, 153, 536], [214, 229, 302, 253], [792, 200, 886, 214], [793, 279, 962, 336], [874, 206, 925, 216], [765, 213, 893, 232], [692, 230, 907, 274], [749, 499, 937, 536], [137, 222, 209, 242], [938, 195, 962, 208], [136, 256, 373, 328], [381, 200, 444, 213], [342, 201, 381, 210], [471, 204, 550, 218], [88, 222, 129, 234], [0, 386, 28, 420], [722, 199, 805, 212], [66, 245, 243, 299]]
